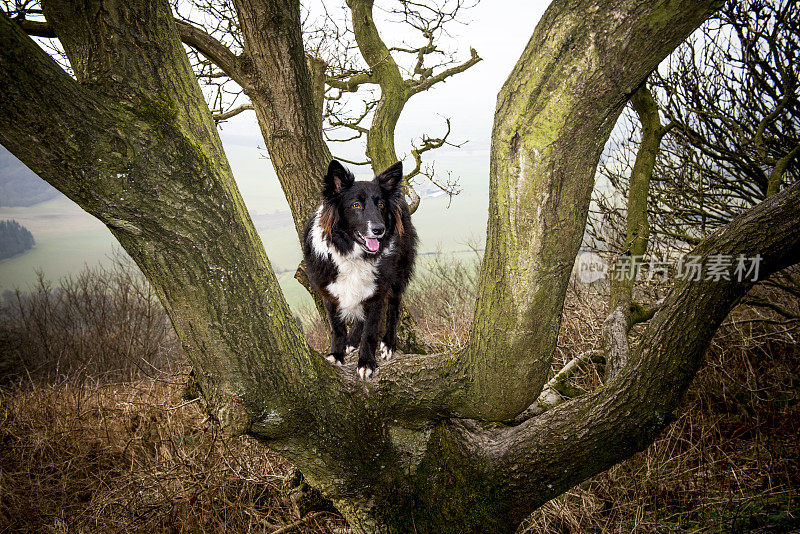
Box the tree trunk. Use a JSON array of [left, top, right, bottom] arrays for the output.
[[466, 0, 724, 420], [604, 84, 670, 380], [232, 0, 331, 236], [7, 1, 800, 533]]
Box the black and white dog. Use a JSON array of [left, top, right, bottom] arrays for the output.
[[303, 160, 417, 379]]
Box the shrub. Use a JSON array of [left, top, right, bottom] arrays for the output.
[[0, 252, 183, 384]]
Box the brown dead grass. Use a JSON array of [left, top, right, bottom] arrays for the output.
[[0, 372, 346, 533], [520, 282, 800, 533]]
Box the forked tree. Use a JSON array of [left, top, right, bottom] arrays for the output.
[[2, 0, 799, 532]]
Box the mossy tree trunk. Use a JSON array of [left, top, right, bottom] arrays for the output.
[[6, 1, 800, 533], [230, 0, 331, 237], [345, 0, 406, 175], [604, 84, 672, 380]]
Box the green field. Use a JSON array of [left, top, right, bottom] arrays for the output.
[[0, 189, 487, 312], [0, 197, 117, 293]]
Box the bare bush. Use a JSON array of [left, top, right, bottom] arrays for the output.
[[0, 252, 184, 384], [404, 252, 480, 353], [520, 284, 800, 533]]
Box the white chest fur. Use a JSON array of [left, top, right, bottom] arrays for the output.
[[327, 255, 376, 321], [310, 208, 377, 321]]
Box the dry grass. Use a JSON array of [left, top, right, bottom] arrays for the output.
[[1, 257, 798, 532], [521, 282, 800, 533], [404, 253, 479, 353], [0, 258, 345, 533], [0, 372, 345, 533]]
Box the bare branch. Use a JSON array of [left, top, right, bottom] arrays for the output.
[[173, 19, 248, 89], [325, 71, 376, 92], [13, 13, 250, 91], [212, 102, 253, 122], [513, 350, 604, 421], [405, 117, 458, 179], [333, 156, 371, 166], [767, 142, 800, 196], [408, 46, 481, 95], [14, 17, 53, 37]]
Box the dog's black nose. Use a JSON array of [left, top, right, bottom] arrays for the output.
[[371, 226, 385, 237]]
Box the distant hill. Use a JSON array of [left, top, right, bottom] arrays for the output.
[[0, 145, 60, 207], [249, 209, 293, 230], [0, 219, 35, 260]]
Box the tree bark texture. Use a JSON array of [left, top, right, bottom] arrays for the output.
[[467, 0, 723, 420], [232, 0, 332, 236], [8, 1, 800, 533], [608, 85, 666, 311]]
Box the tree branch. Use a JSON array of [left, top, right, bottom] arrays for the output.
[[14, 18, 55, 37], [604, 84, 668, 381], [173, 19, 248, 89], [408, 47, 481, 95], [513, 350, 603, 421], [231, 0, 331, 238], [0, 12, 103, 199], [767, 142, 800, 197], [490, 178, 800, 526], [743, 295, 800, 321], [213, 102, 254, 122], [608, 85, 664, 313], [332, 156, 371, 166], [405, 117, 453, 181], [325, 71, 376, 92], [13, 14, 250, 90]]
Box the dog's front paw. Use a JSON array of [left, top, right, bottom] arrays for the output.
[[379, 342, 395, 361], [356, 360, 375, 380], [326, 353, 344, 366]]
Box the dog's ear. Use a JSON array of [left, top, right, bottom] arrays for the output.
[[375, 161, 403, 191], [323, 160, 354, 198]]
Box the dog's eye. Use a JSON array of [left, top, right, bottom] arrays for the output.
[[352, 201, 361, 209], [377, 200, 385, 209]]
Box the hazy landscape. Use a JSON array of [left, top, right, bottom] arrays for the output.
[[0, 145, 488, 310]]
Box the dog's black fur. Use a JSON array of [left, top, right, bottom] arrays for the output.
[[302, 160, 417, 378]]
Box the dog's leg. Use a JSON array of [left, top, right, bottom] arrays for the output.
[[346, 320, 363, 356], [356, 299, 383, 379], [380, 293, 401, 361], [324, 300, 346, 365]]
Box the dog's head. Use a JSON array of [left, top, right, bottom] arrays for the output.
[[320, 160, 404, 255]]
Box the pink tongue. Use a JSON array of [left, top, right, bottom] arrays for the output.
[[366, 237, 380, 252]]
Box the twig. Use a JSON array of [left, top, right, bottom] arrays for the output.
[[270, 511, 327, 533], [513, 350, 604, 422], [119, 398, 200, 411]]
